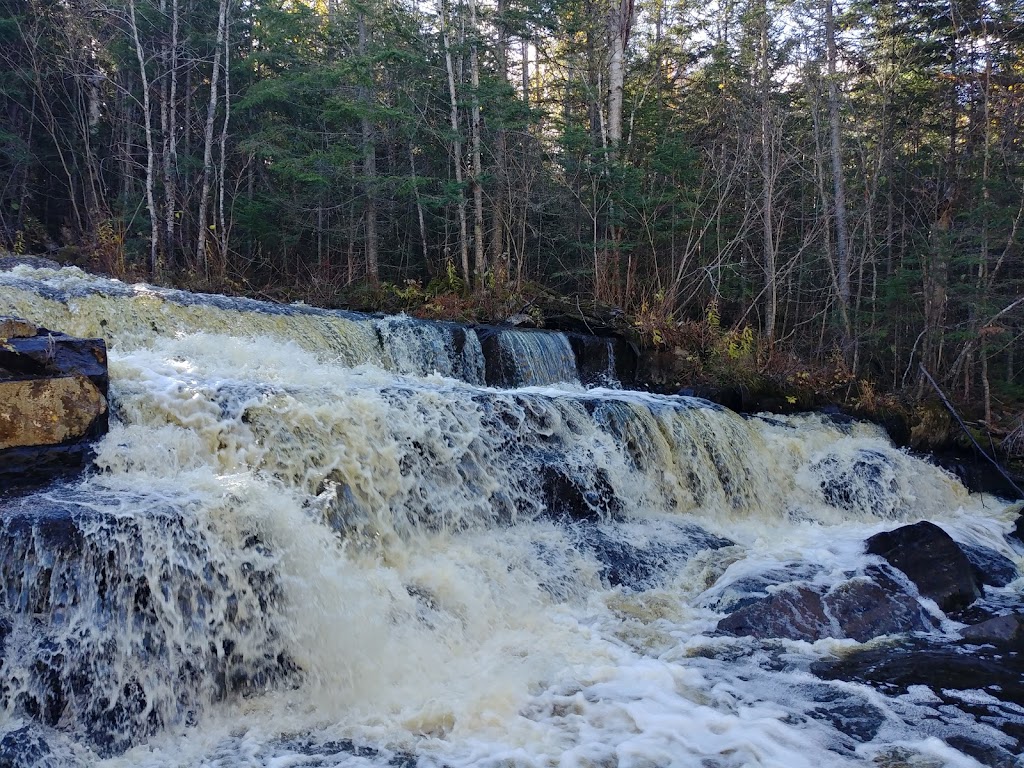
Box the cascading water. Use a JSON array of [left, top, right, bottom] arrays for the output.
[[0, 265, 1021, 768]]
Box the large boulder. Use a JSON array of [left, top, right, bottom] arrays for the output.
[[865, 521, 982, 613], [0, 317, 108, 490], [0, 377, 106, 449]]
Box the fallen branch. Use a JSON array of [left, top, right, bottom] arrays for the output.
[[919, 364, 1024, 499]]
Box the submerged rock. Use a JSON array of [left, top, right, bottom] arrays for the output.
[[0, 492, 297, 757], [813, 448, 900, 516], [540, 465, 620, 522], [574, 521, 734, 590], [865, 521, 982, 612], [812, 638, 1024, 760]]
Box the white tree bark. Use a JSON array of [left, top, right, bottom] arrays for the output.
[[469, 0, 485, 291], [359, 10, 379, 283], [196, 0, 228, 276], [440, 0, 469, 285], [128, 0, 159, 276]]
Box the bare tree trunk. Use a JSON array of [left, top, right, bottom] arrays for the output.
[[825, 0, 852, 358], [359, 10, 379, 284], [161, 0, 179, 270], [469, 0, 485, 293], [217, 5, 231, 273], [440, 0, 469, 286], [409, 144, 429, 268], [521, 38, 529, 106], [197, 0, 228, 278], [490, 0, 509, 293], [128, 0, 160, 277], [758, 0, 777, 342], [606, 0, 632, 157], [601, 0, 634, 304]]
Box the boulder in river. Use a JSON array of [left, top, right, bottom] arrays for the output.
[[960, 542, 1020, 588], [716, 565, 937, 642], [0, 317, 108, 490], [865, 521, 982, 613], [959, 613, 1024, 648]]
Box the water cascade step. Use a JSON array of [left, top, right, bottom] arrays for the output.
[[0, 264, 1021, 767]]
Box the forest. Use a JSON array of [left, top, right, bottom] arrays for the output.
[[0, 0, 1022, 434]]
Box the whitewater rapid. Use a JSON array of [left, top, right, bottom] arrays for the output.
[[0, 267, 1020, 768]]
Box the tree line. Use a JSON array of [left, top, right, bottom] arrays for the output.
[[1, 0, 1022, 415]]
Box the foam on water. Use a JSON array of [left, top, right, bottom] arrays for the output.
[[0, 268, 1021, 768]]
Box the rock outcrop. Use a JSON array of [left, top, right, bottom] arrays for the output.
[[0, 316, 108, 490]]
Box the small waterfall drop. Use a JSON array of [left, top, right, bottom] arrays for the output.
[[373, 315, 485, 384], [477, 327, 581, 387], [0, 266, 1020, 768]]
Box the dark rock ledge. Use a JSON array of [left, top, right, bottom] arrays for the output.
[[0, 315, 108, 491], [718, 520, 1020, 645]]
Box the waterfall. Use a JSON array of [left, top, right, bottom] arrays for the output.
[[0, 266, 1020, 768]]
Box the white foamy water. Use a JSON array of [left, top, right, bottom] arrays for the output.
[[0, 268, 1021, 768]]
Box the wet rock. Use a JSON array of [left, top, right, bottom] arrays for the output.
[[0, 331, 109, 396], [575, 522, 733, 590], [0, 377, 106, 450], [474, 325, 517, 387], [0, 443, 99, 491], [959, 613, 1024, 648], [277, 737, 422, 767], [0, 726, 51, 768], [0, 255, 60, 271], [0, 316, 38, 339], [0, 324, 109, 490], [865, 521, 982, 612], [944, 736, 1022, 768], [566, 333, 635, 387], [1011, 512, 1024, 545], [717, 566, 937, 642], [676, 384, 745, 413], [704, 563, 821, 614], [822, 566, 939, 642], [718, 585, 833, 641], [803, 688, 886, 745], [811, 638, 1024, 754], [960, 543, 1019, 587], [539, 465, 619, 521], [812, 449, 899, 516]]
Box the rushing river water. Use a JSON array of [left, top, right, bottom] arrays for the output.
[[0, 266, 1021, 768]]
